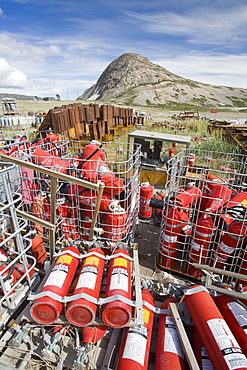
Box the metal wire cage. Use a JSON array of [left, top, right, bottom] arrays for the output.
[[0, 162, 37, 327], [157, 148, 247, 286], [7, 138, 141, 251]]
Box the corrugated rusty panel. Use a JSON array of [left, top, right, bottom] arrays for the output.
[[107, 105, 114, 127], [78, 105, 86, 122], [96, 121, 104, 140], [89, 123, 96, 140], [57, 112, 64, 132], [101, 105, 108, 121], [68, 126, 76, 139], [94, 104, 100, 119], [120, 108, 125, 117], [75, 122, 83, 137], [63, 109, 70, 131], [112, 106, 118, 117], [85, 106, 94, 122], [67, 107, 74, 127], [74, 105, 80, 124]]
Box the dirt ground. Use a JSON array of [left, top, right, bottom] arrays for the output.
[[135, 219, 160, 276]]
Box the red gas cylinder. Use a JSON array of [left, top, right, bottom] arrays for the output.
[[214, 293, 247, 357], [0, 262, 17, 291], [66, 247, 105, 327], [188, 154, 195, 166], [212, 221, 247, 269], [223, 191, 247, 210], [102, 248, 132, 328], [154, 297, 185, 370], [159, 206, 183, 269], [32, 148, 70, 174], [12, 262, 34, 281], [187, 214, 215, 278], [184, 285, 247, 370], [169, 148, 175, 157], [217, 191, 247, 228], [218, 166, 235, 172], [203, 184, 232, 213], [57, 200, 80, 240], [190, 324, 213, 370], [99, 172, 124, 196], [30, 195, 45, 235], [169, 184, 202, 208], [139, 182, 153, 220], [80, 141, 106, 183], [115, 289, 155, 370], [81, 325, 107, 344], [30, 235, 48, 268], [30, 246, 80, 324], [103, 203, 127, 242]]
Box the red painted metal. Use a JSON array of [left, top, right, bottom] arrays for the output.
[[66, 247, 105, 327], [102, 248, 132, 328], [30, 246, 80, 324]]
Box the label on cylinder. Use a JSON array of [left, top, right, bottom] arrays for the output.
[[164, 316, 184, 358], [227, 301, 247, 335], [122, 325, 148, 366], [207, 318, 247, 369], [201, 346, 214, 370], [163, 233, 177, 243], [218, 242, 234, 255], [191, 240, 201, 251], [109, 267, 128, 292], [77, 266, 98, 290], [43, 270, 67, 289]]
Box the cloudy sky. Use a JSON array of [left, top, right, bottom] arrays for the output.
[[0, 0, 247, 100]]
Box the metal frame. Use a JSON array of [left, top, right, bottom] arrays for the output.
[[0, 153, 105, 261]]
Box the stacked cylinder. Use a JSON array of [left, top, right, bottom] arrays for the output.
[[6, 134, 140, 247], [157, 150, 247, 282]]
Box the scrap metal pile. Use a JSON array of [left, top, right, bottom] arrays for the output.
[[38, 103, 143, 142], [0, 132, 246, 369]]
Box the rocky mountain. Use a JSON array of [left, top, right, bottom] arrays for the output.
[[78, 53, 247, 108]]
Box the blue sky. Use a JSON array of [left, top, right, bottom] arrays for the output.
[[0, 0, 246, 100]]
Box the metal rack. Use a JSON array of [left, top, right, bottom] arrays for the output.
[[0, 138, 141, 255], [0, 162, 39, 329], [158, 148, 247, 287]]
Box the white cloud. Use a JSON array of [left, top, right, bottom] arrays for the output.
[[153, 53, 247, 88], [126, 5, 247, 45], [0, 33, 62, 62], [0, 58, 28, 88]]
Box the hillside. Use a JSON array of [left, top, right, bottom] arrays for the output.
[[78, 53, 247, 108]]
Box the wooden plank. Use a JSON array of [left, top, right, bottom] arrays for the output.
[[169, 303, 200, 370]]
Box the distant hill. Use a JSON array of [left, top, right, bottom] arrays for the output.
[[78, 53, 247, 108], [0, 93, 42, 100]]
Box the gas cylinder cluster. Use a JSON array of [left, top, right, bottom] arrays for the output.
[[0, 131, 140, 250], [30, 246, 134, 329], [28, 249, 247, 370], [155, 151, 247, 291]]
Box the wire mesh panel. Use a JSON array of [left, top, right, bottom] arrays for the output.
[[4, 136, 141, 252], [158, 148, 247, 286], [0, 162, 38, 327]]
